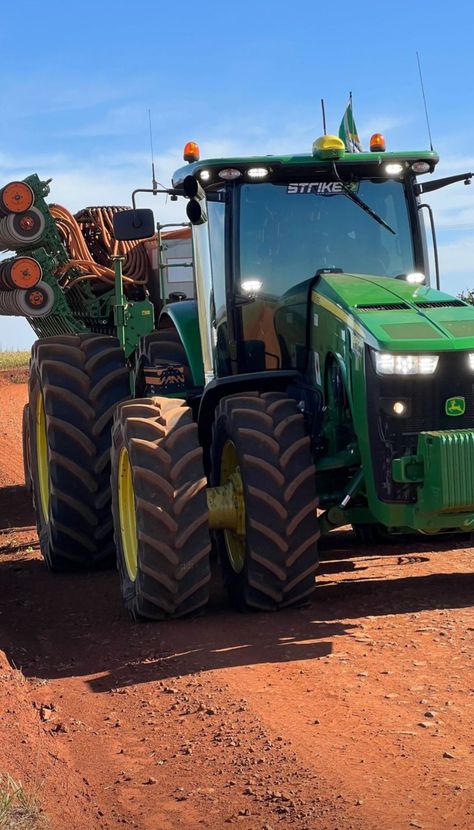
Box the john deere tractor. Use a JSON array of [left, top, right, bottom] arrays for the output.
[[4, 131, 474, 619]]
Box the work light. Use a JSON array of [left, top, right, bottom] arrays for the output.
[[247, 168, 269, 179], [385, 163, 403, 176]]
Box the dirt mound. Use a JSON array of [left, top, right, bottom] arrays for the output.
[[0, 367, 29, 386]]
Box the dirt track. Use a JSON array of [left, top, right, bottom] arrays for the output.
[[0, 376, 473, 829]]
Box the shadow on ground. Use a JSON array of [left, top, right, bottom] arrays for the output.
[[0, 485, 35, 533], [0, 486, 473, 691], [0, 547, 472, 692]]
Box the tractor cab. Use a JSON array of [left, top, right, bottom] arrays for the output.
[[172, 136, 440, 382]]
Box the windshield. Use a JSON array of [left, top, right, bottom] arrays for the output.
[[236, 179, 416, 373], [239, 179, 416, 297]]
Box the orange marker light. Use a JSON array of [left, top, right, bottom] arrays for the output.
[[183, 141, 200, 163], [370, 133, 386, 152]]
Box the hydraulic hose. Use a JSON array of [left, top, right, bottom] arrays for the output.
[[51, 204, 151, 294]]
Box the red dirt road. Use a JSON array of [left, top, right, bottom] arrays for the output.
[[0, 378, 473, 829]]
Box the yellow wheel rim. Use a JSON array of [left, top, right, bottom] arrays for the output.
[[35, 392, 50, 522], [220, 440, 246, 574], [118, 447, 138, 582]]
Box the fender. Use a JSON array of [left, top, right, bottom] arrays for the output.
[[159, 300, 204, 387], [198, 370, 300, 451]]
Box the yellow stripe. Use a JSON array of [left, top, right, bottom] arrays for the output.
[[312, 291, 366, 338]]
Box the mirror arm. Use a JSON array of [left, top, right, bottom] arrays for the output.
[[415, 172, 473, 195], [131, 187, 179, 212]]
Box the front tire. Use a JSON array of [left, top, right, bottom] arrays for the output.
[[28, 333, 131, 570], [210, 392, 320, 611], [110, 396, 211, 619]]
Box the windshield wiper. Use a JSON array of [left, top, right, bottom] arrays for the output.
[[331, 162, 396, 235]]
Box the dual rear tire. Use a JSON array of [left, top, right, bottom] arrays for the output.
[[210, 392, 320, 610], [110, 397, 211, 619], [110, 391, 319, 617], [26, 334, 319, 616], [28, 333, 131, 570]]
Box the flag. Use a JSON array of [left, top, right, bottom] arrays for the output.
[[339, 97, 363, 153]]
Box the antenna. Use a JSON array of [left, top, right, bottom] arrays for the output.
[[416, 52, 434, 151], [320, 99, 327, 135], [148, 108, 158, 193]]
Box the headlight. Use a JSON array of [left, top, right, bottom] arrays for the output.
[[374, 352, 439, 375], [469, 354, 474, 371]]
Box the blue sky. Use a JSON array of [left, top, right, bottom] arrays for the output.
[[1, 0, 474, 348]]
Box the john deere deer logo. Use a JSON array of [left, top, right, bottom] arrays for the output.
[[445, 396, 465, 416]]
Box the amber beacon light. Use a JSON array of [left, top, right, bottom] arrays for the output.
[[183, 142, 200, 163], [370, 133, 386, 152]]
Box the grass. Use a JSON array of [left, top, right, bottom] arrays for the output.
[[0, 352, 30, 370], [0, 775, 47, 829]]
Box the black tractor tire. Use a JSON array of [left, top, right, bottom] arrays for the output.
[[22, 403, 32, 494], [135, 329, 192, 396], [210, 392, 320, 611], [110, 396, 211, 619], [28, 333, 131, 571]]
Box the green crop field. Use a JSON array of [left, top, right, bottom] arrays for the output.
[[0, 351, 30, 370]]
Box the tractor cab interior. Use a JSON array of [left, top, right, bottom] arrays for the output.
[[234, 177, 418, 373]]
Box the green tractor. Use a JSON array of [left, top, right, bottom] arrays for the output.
[[4, 131, 474, 618]]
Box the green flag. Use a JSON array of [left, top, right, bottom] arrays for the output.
[[339, 97, 363, 152]]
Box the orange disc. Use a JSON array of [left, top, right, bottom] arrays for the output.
[[9, 256, 42, 288], [26, 289, 45, 307], [0, 181, 34, 213]]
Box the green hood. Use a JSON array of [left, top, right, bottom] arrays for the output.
[[315, 273, 474, 352]]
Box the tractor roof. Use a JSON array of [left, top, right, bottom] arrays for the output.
[[172, 149, 439, 189]]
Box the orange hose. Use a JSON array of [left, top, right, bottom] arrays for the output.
[[50, 203, 151, 292]]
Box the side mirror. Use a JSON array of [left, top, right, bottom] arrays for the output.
[[113, 208, 155, 241], [183, 175, 207, 225]]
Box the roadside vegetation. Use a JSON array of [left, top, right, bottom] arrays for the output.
[[0, 352, 30, 370], [459, 289, 474, 304], [0, 774, 47, 829]]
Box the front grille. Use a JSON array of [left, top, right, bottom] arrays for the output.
[[355, 303, 410, 311], [365, 349, 474, 502], [415, 300, 465, 309]]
